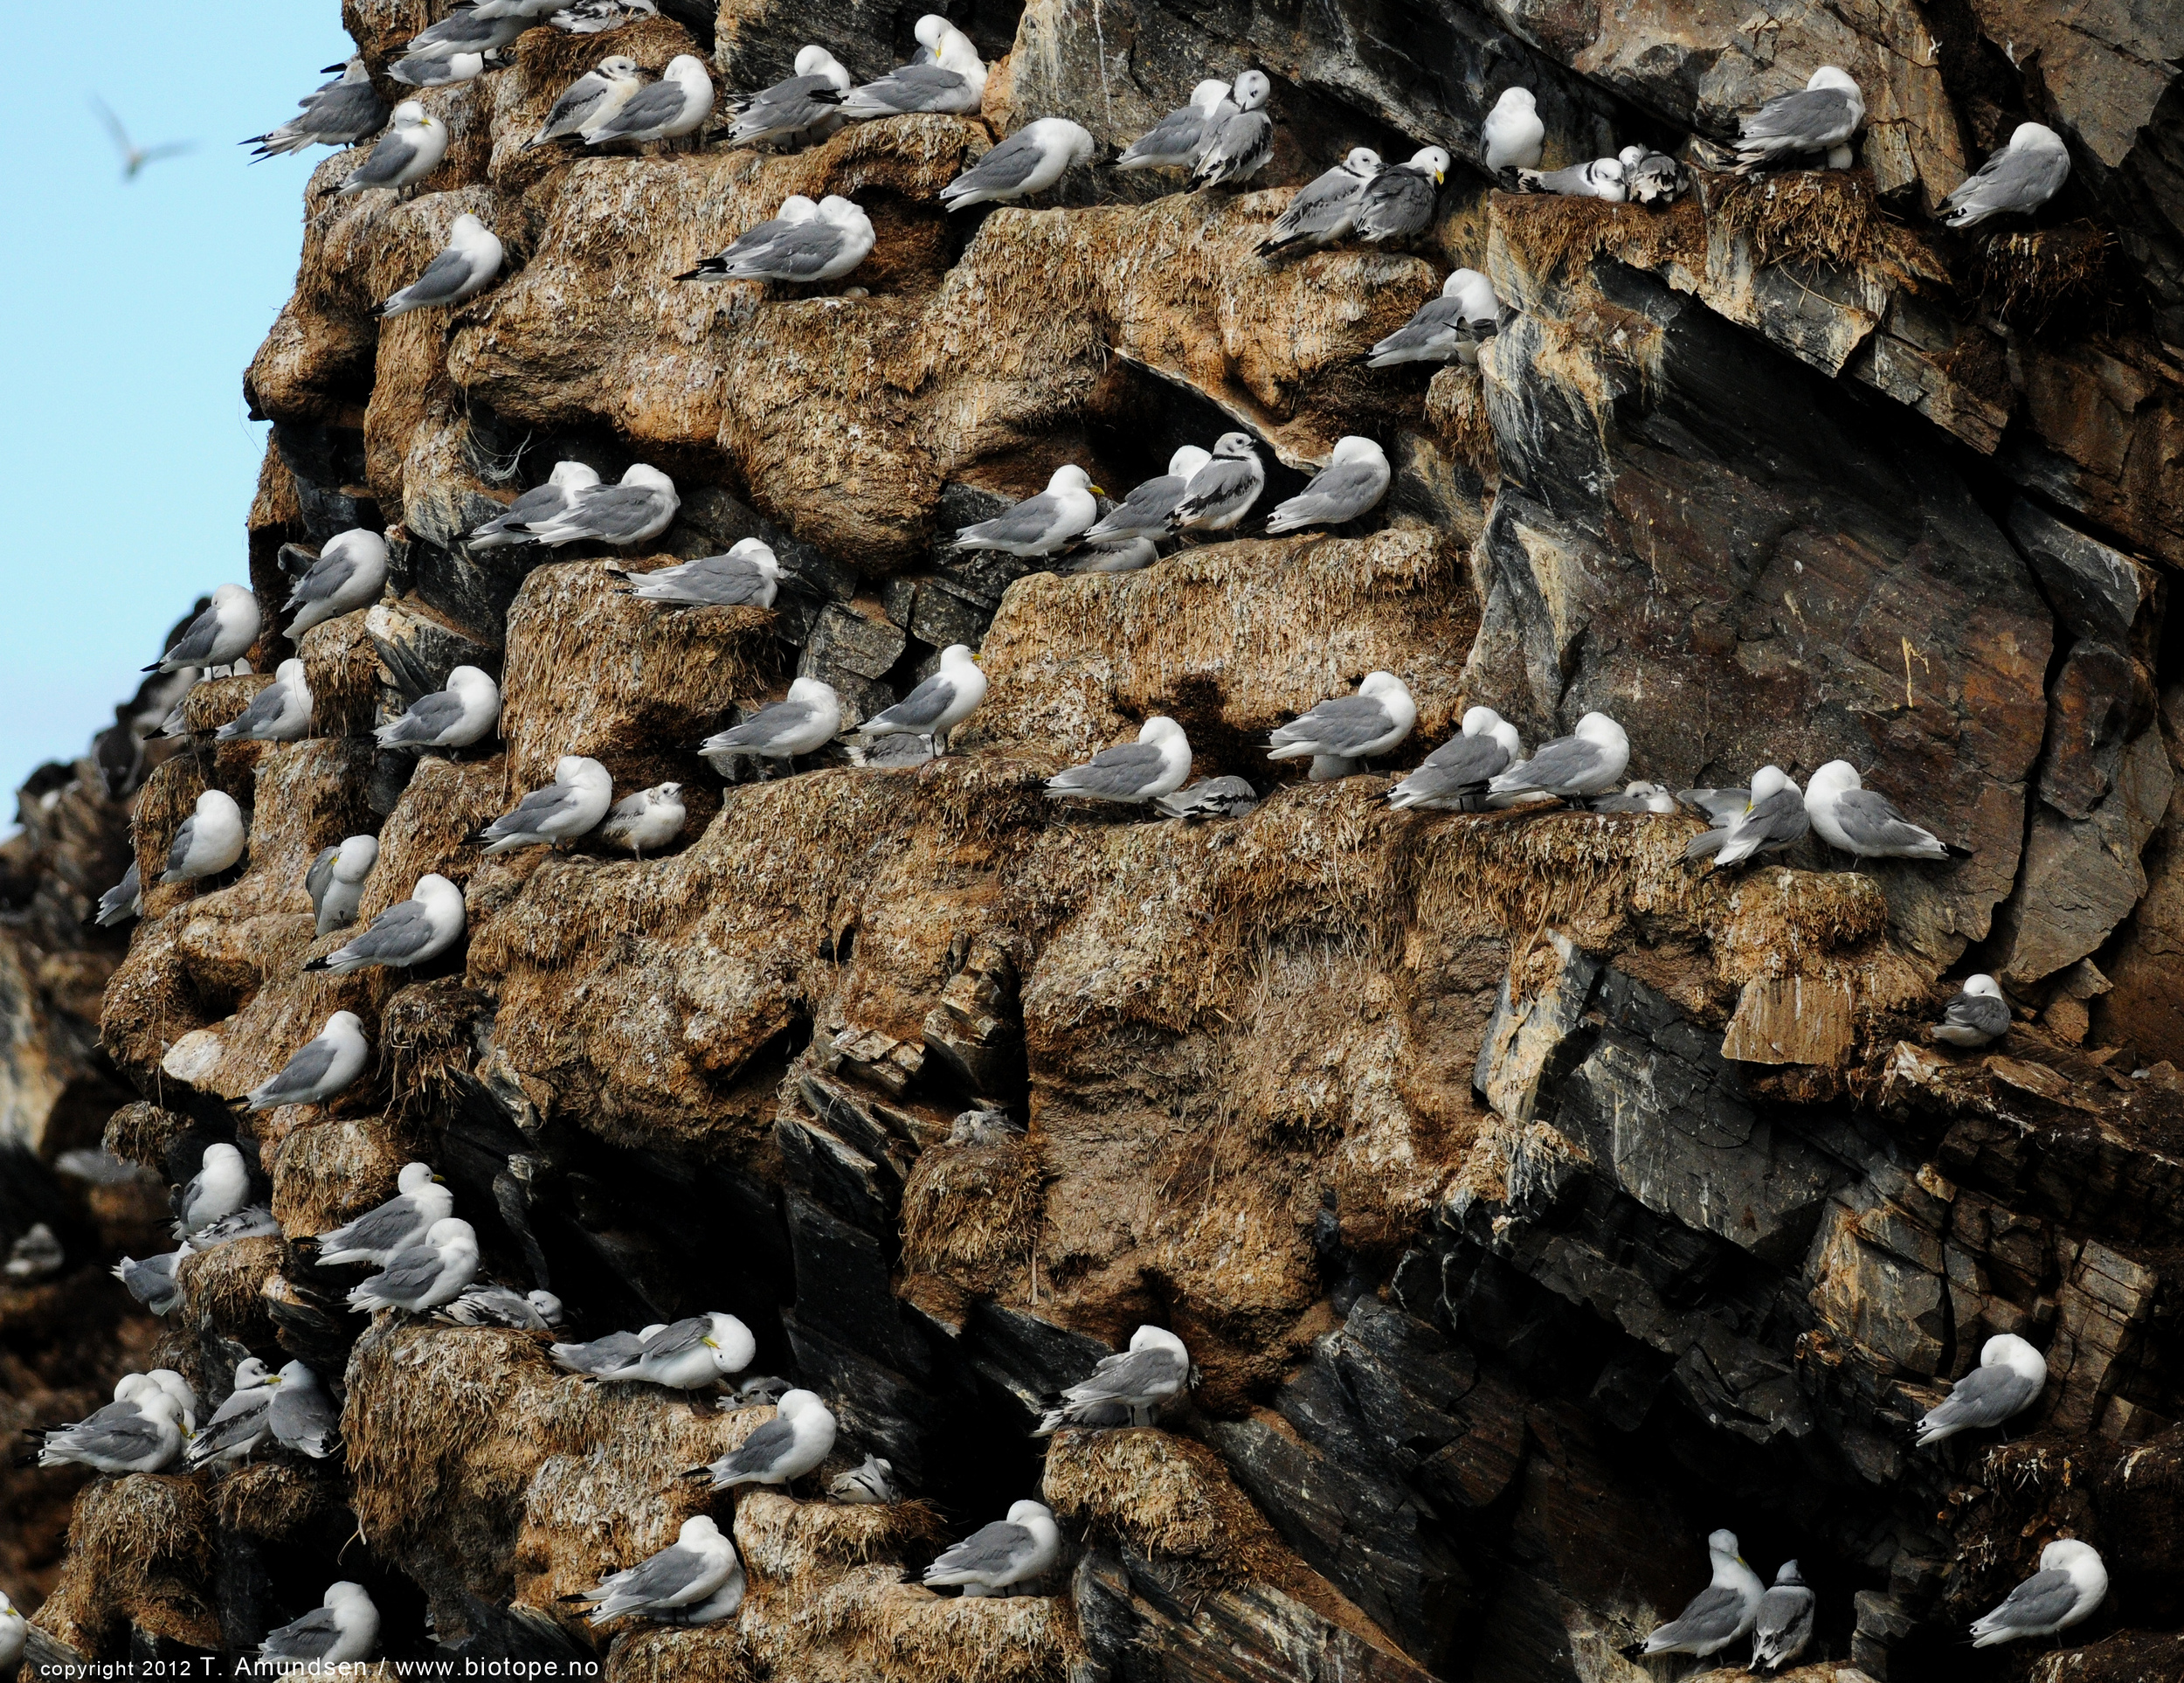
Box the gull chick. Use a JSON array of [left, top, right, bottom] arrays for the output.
[[1191, 71, 1272, 189], [1167, 433, 1265, 534], [1482, 87, 1545, 173], [601, 783, 686, 858], [1517, 156, 1626, 200]]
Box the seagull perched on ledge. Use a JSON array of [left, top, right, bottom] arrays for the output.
[[304, 873, 467, 974], [563, 1516, 743, 1625], [687, 1389, 838, 1489], [1938, 121, 2071, 227], [942, 118, 1096, 209], [1735, 66, 1864, 174], [1045, 718, 1193, 807], [725, 46, 853, 150], [469, 756, 614, 853], [1914, 1332, 2046, 1444], [1115, 80, 1234, 172], [923, 1501, 1061, 1597], [1640, 1530, 1766, 1659], [1036, 1325, 1192, 1431], [1970, 1540, 2106, 1647]]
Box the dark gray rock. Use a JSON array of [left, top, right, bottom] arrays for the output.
[[783, 1188, 923, 1375]]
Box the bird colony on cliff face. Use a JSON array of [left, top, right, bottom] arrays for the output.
[[36, 8, 2099, 1670]]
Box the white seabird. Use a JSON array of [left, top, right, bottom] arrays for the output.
[[504, 464, 679, 548], [1750, 1562, 1814, 1673], [470, 755, 614, 853], [390, 48, 504, 90], [1370, 268, 1502, 367], [246, 1010, 370, 1112], [146, 583, 260, 676], [923, 1501, 1062, 1597], [829, 1455, 901, 1504], [942, 118, 1096, 209], [469, 461, 604, 549], [699, 677, 844, 774], [551, 0, 659, 30], [307, 835, 379, 935], [268, 1361, 341, 1458], [1167, 433, 1265, 533], [1268, 670, 1414, 781], [593, 1312, 755, 1389], [379, 213, 505, 317], [1264, 437, 1391, 533], [174, 1142, 251, 1239], [315, 1162, 454, 1265], [1619, 144, 1684, 205], [304, 872, 467, 974], [689, 1388, 838, 1489], [552, 1325, 667, 1376], [1803, 760, 1952, 861], [1355, 146, 1450, 244], [1064, 537, 1160, 574], [1155, 776, 1261, 821], [1736, 66, 1865, 174], [181, 1357, 278, 1470], [1482, 87, 1545, 174], [284, 529, 390, 638], [624, 539, 784, 607], [1084, 447, 1213, 544], [189, 1206, 281, 1250], [601, 783, 686, 858], [34, 1383, 187, 1474], [1037, 1325, 1192, 1431], [956, 466, 1104, 556], [1258, 148, 1383, 257], [726, 46, 854, 150], [1970, 1540, 2106, 1646], [587, 55, 715, 146], [837, 17, 988, 119], [533, 56, 644, 148], [1387, 707, 1523, 811], [678, 195, 874, 285], [335, 101, 449, 197], [162, 789, 246, 883], [1939, 122, 2071, 227], [1915, 1333, 2046, 1444], [348, 1216, 480, 1313], [1931, 974, 2011, 1049], [404, 10, 526, 56], [259, 1583, 379, 1669], [1114, 80, 1234, 171], [245, 60, 390, 159], [1689, 765, 1808, 863], [111, 1247, 187, 1314], [214, 659, 314, 744], [1488, 712, 1630, 801], [1045, 718, 1192, 807], [0, 1590, 23, 1674], [442, 1285, 565, 1328], [93, 861, 142, 927], [1640, 1530, 1766, 1658], [375, 665, 502, 752], [1517, 156, 1627, 200], [569, 1515, 743, 1625], [1191, 70, 1272, 189], [852, 644, 987, 753], [1593, 780, 1680, 814]]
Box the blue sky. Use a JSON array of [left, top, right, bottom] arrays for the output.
[[0, 3, 353, 809]]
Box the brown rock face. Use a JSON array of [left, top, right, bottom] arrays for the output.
[[12, 0, 2184, 1680]]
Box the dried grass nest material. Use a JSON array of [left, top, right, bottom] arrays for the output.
[[43, 1472, 219, 1652], [212, 1458, 337, 1540], [1040, 1427, 1290, 1588], [1707, 168, 1947, 290], [900, 1135, 1042, 1281], [1969, 222, 2122, 333]]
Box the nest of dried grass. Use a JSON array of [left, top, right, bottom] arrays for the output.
[[869, 1588, 1077, 1683], [175, 1236, 284, 1339], [1971, 222, 2123, 334], [271, 1116, 418, 1238], [607, 1624, 757, 1683], [103, 1101, 190, 1171], [300, 611, 384, 739], [734, 1490, 949, 1585], [59, 1473, 218, 1650], [900, 1138, 1042, 1284], [1491, 190, 1709, 284], [382, 975, 491, 1117], [1424, 364, 1499, 484], [212, 1457, 336, 1540], [1708, 169, 1946, 291], [1040, 1428, 1289, 1589]]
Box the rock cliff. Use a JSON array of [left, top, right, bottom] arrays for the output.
[[8, 0, 2184, 1678]]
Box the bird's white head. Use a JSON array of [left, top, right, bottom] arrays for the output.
[[1345, 147, 1384, 174], [793, 45, 839, 77], [1330, 436, 1386, 467], [204, 1142, 245, 1170], [1211, 431, 1259, 460], [1573, 712, 1626, 746], [197, 787, 241, 822], [1619, 144, 1646, 169], [213, 582, 257, 612], [1707, 1529, 1744, 1560], [235, 1356, 274, 1389], [914, 14, 948, 49], [775, 194, 821, 222], [1233, 71, 1271, 109], [279, 1360, 316, 1387], [1138, 717, 1187, 750], [1981, 1333, 2047, 1382], [1807, 759, 1860, 799], [447, 664, 499, 700], [136, 1387, 186, 1425], [1808, 66, 1859, 94], [274, 657, 308, 685], [1168, 446, 1212, 477], [2013, 121, 2067, 155], [679, 1514, 722, 1543], [777, 1387, 823, 1417], [327, 1009, 365, 1037], [393, 101, 431, 128], [2041, 1539, 2102, 1576], [1494, 87, 1537, 113], [785, 676, 841, 711], [325, 1582, 372, 1608], [664, 55, 710, 87], [425, 1216, 476, 1247], [1191, 80, 1232, 112], [1775, 1560, 1804, 1586], [335, 834, 379, 877], [940, 644, 979, 670], [818, 194, 865, 225], [1129, 1324, 1189, 1356], [622, 463, 675, 492], [1593, 156, 1627, 184], [1748, 765, 1789, 802], [1460, 705, 1503, 736], [654, 780, 683, 800], [1444, 267, 1483, 297], [451, 212, 491, 241], [412, 872, 465, 912], [1410, 145, 1451, 183], [1358, 670, 1408, 701], [552, 755, 584, 783], [397, 1161, 439, 1194], [1006, 1499, 1054, 1524], [548, 461, 601, 490], [529, 1290, 563, 1320], [1048, 464, 1099, 495], [598, 55, 641, 80], [1962, 974, 2005, 1001]]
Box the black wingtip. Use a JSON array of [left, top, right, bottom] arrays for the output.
[[141, 661, 162, 673], [301, 957, 331, 973], [678, 1465, 713, 1481]]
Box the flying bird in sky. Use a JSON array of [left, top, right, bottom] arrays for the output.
[[92, 96, 193, 181]]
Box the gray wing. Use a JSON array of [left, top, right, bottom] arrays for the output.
[[593, 81, 686, 140], [1358, 170, 1435, 239], [167, 603, 225, 666], [54, 1412, 168, 1465], [263, 1607, 343, 1661], [258, 1037, 342, 1103], [1268, 165, 1363, 240], [632, 555, 769, 605], [287, 551, 363, 613], [1277, 696, 1395, 754], [1068, 1344, 1186, 1404], [1420, 734, 1510, 782], [1118, 104, 1208, 164], [1947, 146, 2070, 217], [1501, 735, 1606, 794], [301, 80, 388, 141], [1678, 787, 1750, 823], [382, 690, 468, 745], [480, 481, 571, 531], [1089, 475, 1184, 537], [1171, 459, 1258, 523], [1272, 461, 1386, 527], [1834, 787, 1942, 852], [391, 246, 479, 308], [269, 1383, 341, 1451], [1375, 297, 1467, 355], [1940, 991, 2013, 1039], [852, 65, 975, 114], [637, 1316, 711, 1361], [1752, 1585, 1814, 1654], [720, 1416, 798, 1475], [365, 1239, 453, 1300], [566, 484, 667, 542], [1201, 111, 1271, 177], [1653, 1583, 1749, 1647], [1054, 741, 1168, 798], [1985, 1569, 2079, 1632], [411, 12, 523, 51], [348, 128, 421, 188], [184, 1396, 270, 1462], [930, 1520, 1034, 1579], [484, 781, 589, 839], [543, 74, 614, 134], [867, 674, 958, 732], [320, 1195, 418, 1251], [952, 131, 1047, 196], [739, 220, 850, 280], [1732, 787, 1809, 848], [710, 697, 820, 752], [337, 898, 437, 965], [166, 817, 199, 875], [1926, 1361, 2038, 1430], [564, 1331, 647, 1371], [598, 1541, 711, 1604], [1743, 87, 1857, 148], [963, 494, 1063, 546], [221, 684, 292, 738]]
